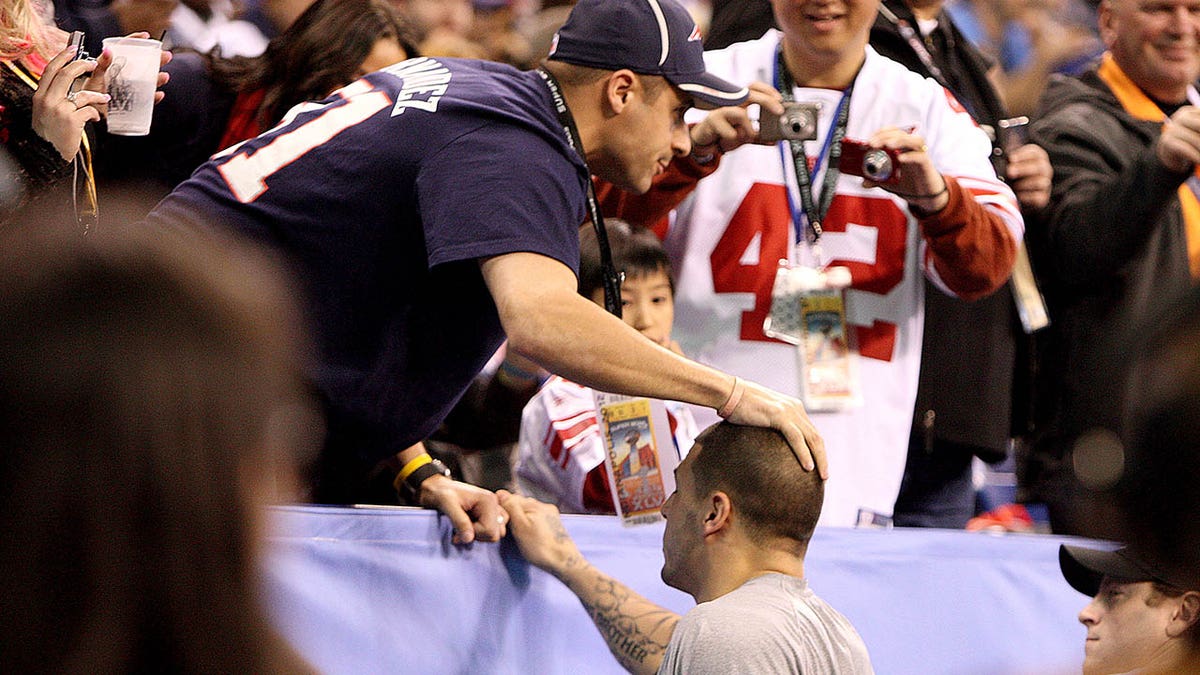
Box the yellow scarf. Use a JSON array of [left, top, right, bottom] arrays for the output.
[[4, 59, 98, 230], [1097, 52, 1200, 278]]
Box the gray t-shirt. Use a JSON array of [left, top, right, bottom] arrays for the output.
[[657, 573, 874, 674]]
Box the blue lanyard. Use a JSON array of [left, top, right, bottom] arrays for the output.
[[774, 46, 853, 245]]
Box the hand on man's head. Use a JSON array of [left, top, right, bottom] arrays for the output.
[[720, 379, 827, 478]]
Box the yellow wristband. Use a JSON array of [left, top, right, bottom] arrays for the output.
[[393, 454, 432, 492]]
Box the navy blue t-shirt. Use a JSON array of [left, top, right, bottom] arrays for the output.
[[148, 57, 589, 499]]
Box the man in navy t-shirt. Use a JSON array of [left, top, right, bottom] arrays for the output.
[[149, 0, 826, 545]]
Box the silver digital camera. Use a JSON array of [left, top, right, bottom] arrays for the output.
[[759, 102, 821, 143]]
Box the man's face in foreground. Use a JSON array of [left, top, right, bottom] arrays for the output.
[[1078, 577, 1179, 674], [659, 447, 705, 596]]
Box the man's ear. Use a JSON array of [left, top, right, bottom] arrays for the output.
[[1097, 1, 1117, 49], [702, 491, 732, 536], [1168, 591, 1200, 637], [604, 69, 637, 115]]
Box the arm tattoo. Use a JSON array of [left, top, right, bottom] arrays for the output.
[[571, 573, 677, 673], [545, 513, 586, 570]]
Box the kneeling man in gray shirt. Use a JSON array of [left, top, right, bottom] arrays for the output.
[[501, 422, 873, 674]]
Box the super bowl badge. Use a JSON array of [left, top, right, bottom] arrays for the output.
[[593, 391, 680, 526], [763, 261, 861, 411]]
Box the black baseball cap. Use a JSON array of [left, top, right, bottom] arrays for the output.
[[1059, 544, 1194, 596], [547, 0, 748, 109]]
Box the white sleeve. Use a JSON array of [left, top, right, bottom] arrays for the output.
[[514, 378, 607, 514]]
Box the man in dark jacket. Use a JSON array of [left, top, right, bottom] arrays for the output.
[[1025, 0, 1198, 537]]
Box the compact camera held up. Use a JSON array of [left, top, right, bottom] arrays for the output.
[[759, 102, 821, 143], [68, 31, 91, 62], [839, 139, 901, 184], [66, 31, 95, 97]]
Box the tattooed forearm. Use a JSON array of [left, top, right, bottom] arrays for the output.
[[561, 567, 679, 675]]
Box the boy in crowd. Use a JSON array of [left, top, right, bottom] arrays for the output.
[[516, 220, 699, 514]]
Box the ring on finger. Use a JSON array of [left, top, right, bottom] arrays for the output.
[[66, 91, 78, 104]]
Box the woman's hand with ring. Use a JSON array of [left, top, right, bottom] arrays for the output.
[[31, 42, 108, 160]]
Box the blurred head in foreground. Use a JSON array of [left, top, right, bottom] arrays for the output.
[[1118, 286, 1200, 590], [0, 221, 319, 673]]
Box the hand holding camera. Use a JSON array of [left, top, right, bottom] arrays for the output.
[[759, 102, 821, 143], [66, 31, 95, 97], [1156, 106, 1200, 174], [689, 81, 784, 162], [839, 139, 901, 184], [842, 126, 949, 215], [30, 31, 107, 161]]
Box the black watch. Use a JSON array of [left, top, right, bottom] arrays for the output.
[[398, 458, 451, 505]]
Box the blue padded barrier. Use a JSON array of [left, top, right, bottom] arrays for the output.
[[264, 505, 1093, 675]]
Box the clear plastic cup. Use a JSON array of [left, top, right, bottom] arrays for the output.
[[102, 37, 161, 136]]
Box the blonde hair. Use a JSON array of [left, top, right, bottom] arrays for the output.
[[1, 0, 64, 64]]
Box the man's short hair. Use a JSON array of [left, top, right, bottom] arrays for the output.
[[688, 422, 823, 543], [579, 219, 674, 298], [1148, 583, 1200, 647]]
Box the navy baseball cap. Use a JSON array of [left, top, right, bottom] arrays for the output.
[[547, 0, 748, 109], [1059, 544, 1194, 596]]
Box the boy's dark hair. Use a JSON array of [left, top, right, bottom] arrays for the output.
[[578, 219, 674, 298]]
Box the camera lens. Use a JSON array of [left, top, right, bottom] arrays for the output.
[[781, 109, 815, 139], [862, 149, 893, 182]]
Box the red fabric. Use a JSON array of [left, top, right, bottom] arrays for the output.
[[600, 154, 1016, 301], [218, 87, 267, 150], [917, 177, 1018, 300], [25, 51, 48, 77], [966, 503, 1033, 533], [581, 466, 614, 513]]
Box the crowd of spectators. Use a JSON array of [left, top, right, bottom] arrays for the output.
[[4, 0, 1200, 671]]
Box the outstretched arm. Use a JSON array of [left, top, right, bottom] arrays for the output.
[[1030, 103, 1195, 288], [499, 491, 679, 675], [481, 251, 826, 477]]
